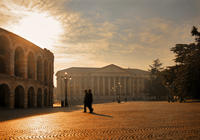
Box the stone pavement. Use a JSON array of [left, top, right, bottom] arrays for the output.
[[0, 102, 200, 140]]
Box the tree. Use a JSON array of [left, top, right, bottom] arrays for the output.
[[145, 59, 168, 100], [164, 26, 200, 99]]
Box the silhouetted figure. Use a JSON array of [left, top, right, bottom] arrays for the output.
[[179, 96, 185, 103], [88, 89, 94, 113], [117, 96, 121, 103], [124, 97, 127, 102], [83, 90, 88, 112], [83, 89, 93, 113]]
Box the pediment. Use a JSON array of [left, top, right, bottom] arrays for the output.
[[94, 64, 128, 74]]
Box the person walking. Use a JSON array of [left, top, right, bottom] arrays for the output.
[[88, 89, 93, 113], [83, 89, 89, 113]]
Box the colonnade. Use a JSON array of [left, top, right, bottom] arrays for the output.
[[65, 75, 145, 102]]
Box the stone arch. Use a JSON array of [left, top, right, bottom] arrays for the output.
[[0, 84, 10, 107], [44, 60, 48, 85], [14, 47, 25, 77], [44, 88, 48, 107], [37, 88, 42, 107], [37, 56, 43, 81], [27, 52, 35, 79], [0, 35, 10, 74], [28, 87, 35, 108], [15, 85, 25, 108]]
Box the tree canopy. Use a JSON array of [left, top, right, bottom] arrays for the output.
[[162, 26, 200, 99]]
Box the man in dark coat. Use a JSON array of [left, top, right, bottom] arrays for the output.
[[83, 89, 88, 113], [83, 89, 94, 113], [88, 89, 93, 113]]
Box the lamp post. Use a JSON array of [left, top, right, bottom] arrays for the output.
[[61, 72, 72, 107], [117, 82, 122, 103], [68, 75, 72, 107], [111, 86, 116, 102]]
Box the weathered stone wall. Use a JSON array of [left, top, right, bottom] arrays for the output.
[[0, 28, 54, 109]]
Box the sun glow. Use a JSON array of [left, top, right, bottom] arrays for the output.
[[7, 12, 63, 50]]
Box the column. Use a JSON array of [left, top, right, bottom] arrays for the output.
[[124, 77, 126, 96], [79, 76, 82, 100], [34, 90, 37, 107], [91, 76, 94, 92], [41, 89, 44, 107], [9, 88, 15, 109], [97, 76, 100, 96], [108, 77, 111, 96], [119, 76, 121, 96], [113, 76, 116, 97], [73, 77, 76, 102], [102, 76, 105, 96], [24, 58, 28, 79], [24, 88, 28, 108], [128, 77, 131, 96], [9, 51, 15, 76], [67, 78, 71, 106]]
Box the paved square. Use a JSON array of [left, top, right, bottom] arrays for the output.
[[0, 102, 200, 139]]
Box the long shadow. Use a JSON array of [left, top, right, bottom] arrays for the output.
[[90, 112, 113, 118], [183, 100, 200, 103], [0, 106, 83, 122]]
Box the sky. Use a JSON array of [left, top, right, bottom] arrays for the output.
[[0, 0, 200, 81]]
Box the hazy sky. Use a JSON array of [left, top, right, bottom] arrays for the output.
[[0, 0, 200, 76]]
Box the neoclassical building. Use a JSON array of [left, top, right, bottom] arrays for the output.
[[56, 64, 149, 105], [0, 28, 54, 109]]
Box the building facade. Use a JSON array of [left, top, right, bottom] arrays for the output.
[[0, 28, 54, 109], [56, 64, 149, 105]]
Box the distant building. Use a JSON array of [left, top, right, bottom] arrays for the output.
[[56, 64, 149, 105], [0, 28, 54, 109]]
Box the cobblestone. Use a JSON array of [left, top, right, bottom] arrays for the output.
[[0, 102, 200, 139]]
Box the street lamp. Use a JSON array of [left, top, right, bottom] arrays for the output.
[[68, 75, 72, 107], [111, 86, 116, 102], [117, 82, 122, 103], [61, 72, 72, 107]]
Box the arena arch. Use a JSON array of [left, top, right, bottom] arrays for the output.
[[28, 87, 35, 108], [14, 47, 25, 77], [0, 35, 10, 74], [37, 88, 42, 107], [37, 56, 43, 81], [27, 52, 35, 79], [0, 84, 10, 107], [15, 85, 25, 108], [44, 88, 48, 107]]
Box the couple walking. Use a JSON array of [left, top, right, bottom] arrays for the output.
[[84, 89, 93, 113]]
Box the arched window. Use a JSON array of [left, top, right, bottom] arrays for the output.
[[14, 47, 25, 77], [28, 87, 35, 108], [15, 85, 25, 108], [0, 84, 10, 107], [27, 52, 35, 79]]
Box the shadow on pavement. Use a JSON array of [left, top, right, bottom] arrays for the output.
[[184, 100, 200, 103], [0, 106, 83, 122], [91, 112, 113, 118]]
